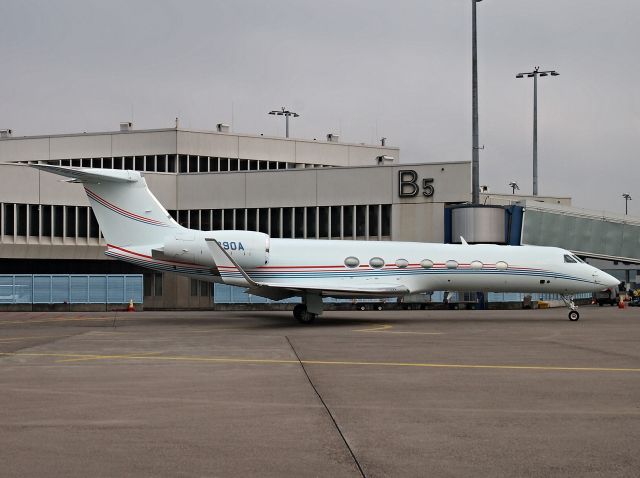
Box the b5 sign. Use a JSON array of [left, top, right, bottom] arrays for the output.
[[398, 170, 435, 198]]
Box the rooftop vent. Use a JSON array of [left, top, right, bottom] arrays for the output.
[[216, 123, 230, 133], [120, 122, 133, 132], [0, 129, 12, 138], [326, 133, 339, 143], [376, 155, 395, 165]]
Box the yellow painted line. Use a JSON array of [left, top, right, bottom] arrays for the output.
[[383, 331, 443, 335], [55, 351, 162, 363], [1, 351, 639, 373], [354, 324, 442, 335], [354, 324, 394, 332], [0, 317, 116, 325], [0, 334, 72, 343]]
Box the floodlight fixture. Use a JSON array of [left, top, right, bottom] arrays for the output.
[[268, 107, 300, 138]]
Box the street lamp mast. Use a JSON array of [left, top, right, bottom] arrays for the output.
[[471, 0, 483, 205], [516, 67, 559, 196], [268, 107, 299, 138], [622, 193, 632, 215]]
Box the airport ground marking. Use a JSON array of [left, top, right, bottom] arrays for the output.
[[55, 351, 163, 363], [0, 316, 116, 325], [354, 324, 443, 335], [354, 324, 394, 332], [0, 334, 73, 343], [2, 351, 640, 373]]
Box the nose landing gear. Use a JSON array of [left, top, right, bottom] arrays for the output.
[[561, 295, 580, 321]]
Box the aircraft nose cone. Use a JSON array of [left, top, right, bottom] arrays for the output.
[[603, 273, 620, 288]]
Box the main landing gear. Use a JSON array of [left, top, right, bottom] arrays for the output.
[[561, 295, 580, 321], [293, 294, 324, 324], [293, 304, 316, 324]]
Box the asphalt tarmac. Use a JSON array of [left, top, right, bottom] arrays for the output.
[[1, 307, 639, 477]]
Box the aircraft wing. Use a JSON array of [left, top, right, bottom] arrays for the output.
[[205, 238, 409, 298]]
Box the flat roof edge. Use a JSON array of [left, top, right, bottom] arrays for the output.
[[0, 127, 399, 150]]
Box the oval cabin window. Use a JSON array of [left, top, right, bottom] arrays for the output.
[[344, 256, 360, 268], [496, 261, 508, 270], [470, 260, 483, 270], [395, 259, 409, 268], [446, 260, 459, 269], [369, 257, 385, 269], [420, 259, 434, 269]]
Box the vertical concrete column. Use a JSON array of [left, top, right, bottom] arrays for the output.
[[364, 205, 369, 240]]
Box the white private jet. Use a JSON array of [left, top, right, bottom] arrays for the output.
[[31, 165, 619, 323]]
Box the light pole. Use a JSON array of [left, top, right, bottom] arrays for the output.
[[471, 0, 483, 205], [268, 107, 299, 138], [622, 193, 632, 215], [516, 67, 559, 196], [508, 181, 520, 195]]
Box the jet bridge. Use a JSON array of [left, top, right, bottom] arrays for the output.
[[516, 200, 640, 263], [445, 202, 640, 264]]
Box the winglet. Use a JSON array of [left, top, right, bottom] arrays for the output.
[[460, 236, 468, 245], [205, 238, 258, 287]]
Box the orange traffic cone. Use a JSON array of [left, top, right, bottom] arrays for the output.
[[618, 296, 625, 309], [127, 299, 135, 312]]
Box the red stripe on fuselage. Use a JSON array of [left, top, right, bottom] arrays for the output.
[[85, 188, 167, 225]]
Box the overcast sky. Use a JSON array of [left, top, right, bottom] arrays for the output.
[[1, 0, 638, 213]]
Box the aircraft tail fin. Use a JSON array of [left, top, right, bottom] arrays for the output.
[[31, 165, 181, 246]]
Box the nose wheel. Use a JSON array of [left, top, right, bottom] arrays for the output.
[[561, 295, 580, 321]]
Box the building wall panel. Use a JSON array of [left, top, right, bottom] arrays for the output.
[[245, 170, 317, 208], [239, 136, 296, 162], [0, 138, 49, 162], [0, 166, 42, 204], [317, 167, 392, 206], [392, 203, 445, 242], [294, 141, 349, 166], [177, 131, 238, 158], [112, 131, 177, 156], [49, 134, 112, 159], [176, 173, 246, 209]]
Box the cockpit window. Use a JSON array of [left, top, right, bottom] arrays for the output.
[[564, 254, 577, 263], [572, 255, 585, 263]]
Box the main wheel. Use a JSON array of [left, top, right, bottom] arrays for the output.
[[568, 310, 580, 321], [293, 304, 305, 321], [293, 304, 316, 324]]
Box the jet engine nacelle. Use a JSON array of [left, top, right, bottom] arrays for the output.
[[161, 230, 270, 269], [208, 230, 270, 269]]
